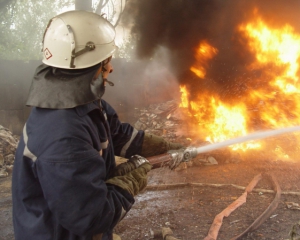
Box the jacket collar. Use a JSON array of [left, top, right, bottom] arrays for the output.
[[75, 101, 101, 117]]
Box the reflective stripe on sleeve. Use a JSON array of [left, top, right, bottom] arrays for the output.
[[120, 128, 138, 157], [103, 112, 107, 121], [22, 123, 37, 162]]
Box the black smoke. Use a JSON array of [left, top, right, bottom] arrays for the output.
[[122, 0, 300, 102]]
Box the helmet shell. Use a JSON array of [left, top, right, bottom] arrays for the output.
[[42, 10, 116, 69]]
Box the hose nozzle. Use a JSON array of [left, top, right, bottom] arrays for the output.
[[167, 147, 198, 169]]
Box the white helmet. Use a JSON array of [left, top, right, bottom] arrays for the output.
[[42, 10, 116, 69]]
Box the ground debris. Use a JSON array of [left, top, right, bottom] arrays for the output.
[[148, 227, 180, 240], [0, 125, 18, 177], [286, 202, 300, 210], [289, 221, 300, 240]]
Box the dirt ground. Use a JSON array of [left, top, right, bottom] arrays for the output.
[[1, 158, 300, 240]]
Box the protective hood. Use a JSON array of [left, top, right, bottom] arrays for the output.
[[26, 63, 105, 109]]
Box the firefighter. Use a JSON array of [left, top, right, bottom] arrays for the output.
[[12, 10, 183, 240]]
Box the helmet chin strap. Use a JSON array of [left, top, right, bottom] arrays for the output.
[[103, 78, 114, 86]]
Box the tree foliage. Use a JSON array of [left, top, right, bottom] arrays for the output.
[[0, 0, 14, 9], [0, 0, 73, 60], [114, 35, 137, 61], [94, 0, 127, 27]]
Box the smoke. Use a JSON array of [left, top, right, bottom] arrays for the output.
[[107, 47, 181, 110], [122, 0, 300, 102]]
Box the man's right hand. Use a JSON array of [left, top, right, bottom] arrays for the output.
[[112, 155, 150, 177]]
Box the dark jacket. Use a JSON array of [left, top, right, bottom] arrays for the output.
[[12, 99, 144, 240]]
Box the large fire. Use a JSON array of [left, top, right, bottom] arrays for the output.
[[190, 41, 218, 79], [179, 17, 300, 159]]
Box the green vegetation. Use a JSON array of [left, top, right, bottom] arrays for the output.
[[0, 0, 73, 60]]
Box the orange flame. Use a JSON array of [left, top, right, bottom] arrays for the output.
[[240, 18, 300, 128], [180, 92, 260, 151], [240, 19, 300, 82], [190, 41, 218, 78], [180, 17, 300, 158], [179, 85, 189, 108]]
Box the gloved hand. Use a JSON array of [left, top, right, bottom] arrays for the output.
[[141, 133, 184, 157], [106, 162, 152, 196], [112, 155, 150, 177]]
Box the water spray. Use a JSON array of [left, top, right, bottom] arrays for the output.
[[147, 126, 300, 169], [196, 125, 300, 154]]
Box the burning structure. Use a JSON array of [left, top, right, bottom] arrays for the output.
[[122, 0, 300, 161]]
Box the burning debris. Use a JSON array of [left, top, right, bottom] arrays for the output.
[[133, 97, 300, 166], [0, 125, 18, 177], [133, 100, 252, 166], [123, 0, 300, 162]]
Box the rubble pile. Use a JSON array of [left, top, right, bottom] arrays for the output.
[[134, 100, 187, 143], [0, 125, 18, 178]]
